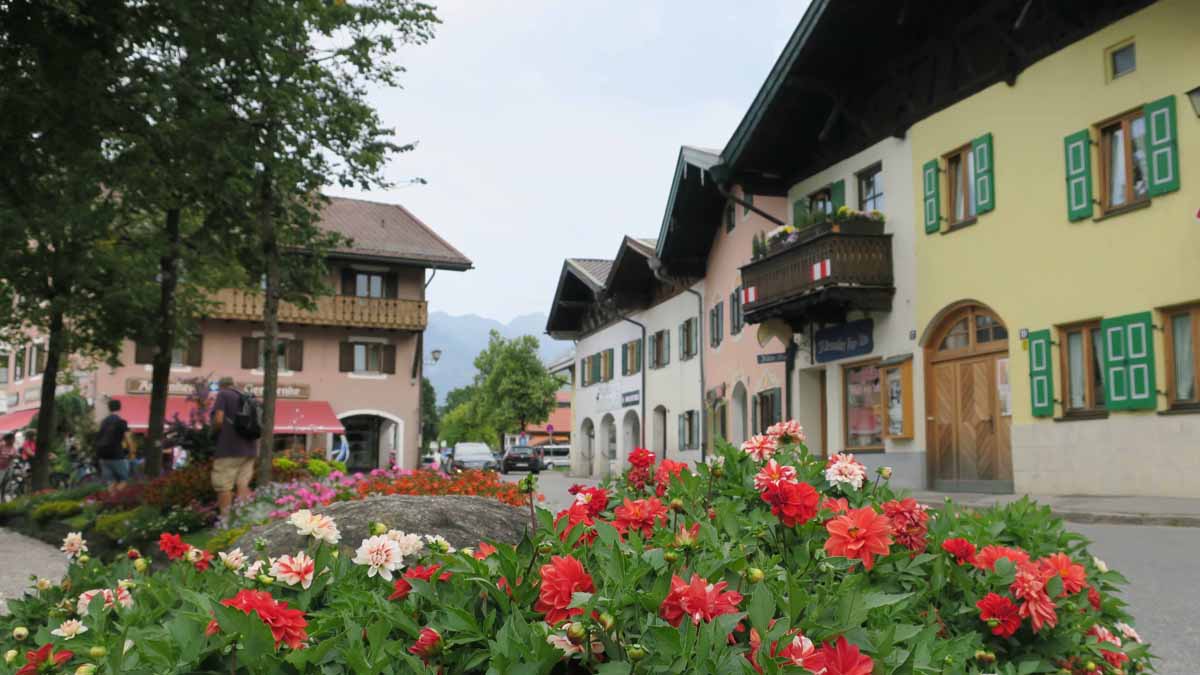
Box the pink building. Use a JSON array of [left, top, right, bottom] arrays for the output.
[[0, 196, 471, 471]]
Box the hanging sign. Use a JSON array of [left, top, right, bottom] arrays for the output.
[[756, 352, 787, 364], [814, 319, 874, 363], [621, 390, 640, 407]]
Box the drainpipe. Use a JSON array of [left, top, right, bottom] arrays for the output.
[[646, 259, 707, 464], [784, 340, 798, 423]]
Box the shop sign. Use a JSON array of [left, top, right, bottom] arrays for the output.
[[621, 390, 640, 407], [239, 382, 311, 400], [125, 378, 195, 396], [756, 352, 788, 364], [814, 319, 874, 363]]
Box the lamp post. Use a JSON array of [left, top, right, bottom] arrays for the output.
[[1187, 86, 1200, 118]]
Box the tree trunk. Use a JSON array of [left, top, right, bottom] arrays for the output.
[[31, 308, 65, 490], [144, 207, 181, 479], [257, 170, 278, 483]]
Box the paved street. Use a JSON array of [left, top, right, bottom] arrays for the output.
[[0, 528, 66, 614]]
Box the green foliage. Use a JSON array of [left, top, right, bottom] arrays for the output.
[[472, 331, 562, 438], [304, 459, 333, 479], [438, 402, 499, 446], [421, 376, 439, 449], [30, 500, 83, 523], [93, 508, 154, 542], [205, 525, 251, 554]]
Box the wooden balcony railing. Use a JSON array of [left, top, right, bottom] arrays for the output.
[[741, 222, 894, 326], [208, 289, 427, 331]]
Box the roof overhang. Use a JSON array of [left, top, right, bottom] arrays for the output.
[[653, 146, 726, 277], [326, 250, 473, 271], [545, 260, 606, 340], [604, 236, 661, 309]]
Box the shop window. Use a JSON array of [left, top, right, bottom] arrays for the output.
[[881, 359, 913, 439], [843, 362, 883, 451], [857, 163, 884, 213], [1058, 321, 1106, 415], [1164, 305, 1200, 408]]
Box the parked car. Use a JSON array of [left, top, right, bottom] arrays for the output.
[[500, 446, 542, 474], [540, 444, 569, 469], [448, 442, 498, 472], [419, 454, 439, 471]]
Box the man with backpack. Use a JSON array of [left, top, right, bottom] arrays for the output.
[[96, 399, 134, 488], [210, 376, 260, 525]]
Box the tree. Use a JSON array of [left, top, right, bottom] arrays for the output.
[[438, 403, 498, 447], [421, 377, 439, 450], [441, 385, 478, 418], [473, 331, 562, 449]]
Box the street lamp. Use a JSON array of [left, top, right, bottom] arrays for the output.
[[430, 348, 442, 364], [1188, 86, 1200, 118]]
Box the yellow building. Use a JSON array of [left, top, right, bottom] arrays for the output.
[[910, 0, 1200, 496]]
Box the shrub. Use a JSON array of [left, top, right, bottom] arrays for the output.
[[143, 462, 215, 509], [64, 513, 94, 531], [88, 481, 149, 511], [30, 499, 83, 523], [304, 458, 333, 478], [93, 507, 155, 542], [205, 525, 250, 553], [0, 497, 32, 518]]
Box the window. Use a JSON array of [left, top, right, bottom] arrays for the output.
[[1110, 42, 1135, 79], [808, 187, 833, 217], [339, 341, 396, 375], [0, 352, 7, 385], [137, 337, 202, 368], [680, 318, 699, 360], [601, 349, 614, 382], [844, 362, 883, 451], [742, 193, 754, 217], [28, 344, 41, 377], [649, 329, 670, 369], [357, 273, 384, 298], [1164, 305, 1200, 407], [857, 164, 884, 212], [945, 144, 977, 225], [730, 288, 744, 335], [724, 201, 736, 233], [1099, 109, 1149, 210], [1058, 321, 1106, 414], [678, 410, 699, 450], [938, 307, 1007, 354], [13, 347, 25, 381], [712, 401, 728, 443], [755, 388, 782, 434], [621, 339, 642, 376], [709, 302, 724, 348], [881, 359, 913, 439], [341, 268, 396, 299]]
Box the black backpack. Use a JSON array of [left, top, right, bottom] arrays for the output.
[[231, 391, 263, 441]]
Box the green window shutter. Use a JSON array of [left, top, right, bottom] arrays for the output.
[[1143, 95, 1180, 196], [621, 343, 628, 375], [830, 180, 846, 211], [1103, 313, 1157, 411], [1027, 330, 1054, 417], [664, 329, 671, 365], [606, 348, 614, 381], [636, 338, 643, 370], [792, 200, 805, 227], [1063, 130, 1094, 221], [678, 322, 686, 359], [751, 394, 759, 434], [647, 334, 656, 368], [677, 415, 685, 453], [743, 193, 754, 215], [922, 159, 941, 233], [972, 133, 996, 213], [772, 390, 782, 426], [591, 353, 601, 384]]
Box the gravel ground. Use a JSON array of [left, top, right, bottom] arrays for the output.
[[0, 528, 66, 614]]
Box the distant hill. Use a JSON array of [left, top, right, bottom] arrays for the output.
[[424, 311, 572, 404]]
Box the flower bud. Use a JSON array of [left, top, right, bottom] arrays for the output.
[[75, 665, 97, 675], [663, 550, 678, 563], [877, 466, 893, 480], [986, 618, 1000, 628], [711, 465, 725, 479], [746, 567, 765, 584], [369, 522, 388, 536], [565, 622, 587, 644], [35, 578, 52, 592], [61, 579, 73, 592], [537, 542, 555, 556], [77, 554, 90, 565], [707, 507, 716, 521], [126, 548, 141, 560], [626, 644, 647, 661], [12, 627, 28, 641], [1086, 662, 1098, 672], [88, 646, 108, 658], [818, 562, 834, 573], [134, 558, 149, 573], [669, 498, 685, 513], [330, 549, 339, 559], [257, 574, 274, 585], [597, 612, 615, 632], [3, 650, 16, 664]]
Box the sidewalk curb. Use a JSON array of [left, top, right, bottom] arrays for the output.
[[916, 500, 1200, 528]]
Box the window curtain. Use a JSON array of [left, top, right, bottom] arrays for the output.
[[1068, 332, 1086, 408], [1173, 315, 1194, 401]]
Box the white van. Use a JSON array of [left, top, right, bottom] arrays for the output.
[[540, 444, 570, 469]]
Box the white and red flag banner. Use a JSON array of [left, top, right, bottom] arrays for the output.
[[810, 259, 831, 281], [742, 286, 759, 304]]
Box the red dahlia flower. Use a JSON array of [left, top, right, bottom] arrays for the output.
[[126, 548, 141, 560], [15, 644, 73, 675], [193, 548, 213, 572], [1087, 585, 1102, 611], [659, 574, 743, 627], [817, 636, 874, 675], [760, 480, 820, 527], [740, 435, 777, 462], [881, 498, 929, 552], [976, 592, 1021, 637], [820, 496, 849, 518], [158, 532, 190, 561], [554, 502, 597, 546], [940, 538, 977, 565], [973, 545, 1031, 572], [535, 555, 594, 626], [473, 542, 498, 560], [389, 564, 451, 601], [1038, 552, 1086, 595], [220, 589, 308, 649], [613, 497, 668, 538], [824, 507, 893, 570], [628, 447, 656, 468], [753, 459, 797, 492], [654, 460, 688, 497], [408, 627, 442, 661], [1087, 625, 1130, 669], [748, 625, 826, 674], [1010, 562, 1058, 632], [572, 486, 609, 516], [765, 419, 805, 445]]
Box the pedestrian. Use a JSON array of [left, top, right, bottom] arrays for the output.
[[0, 433, 17, 471], [95, 399, 134, 488], [210, 376, 259, 526]]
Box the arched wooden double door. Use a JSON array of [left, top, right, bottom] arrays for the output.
[[925, 304, 1013, 493]]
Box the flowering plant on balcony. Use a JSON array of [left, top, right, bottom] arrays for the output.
[[0, 425, 1152, 673], [753, 203, 889, 261]]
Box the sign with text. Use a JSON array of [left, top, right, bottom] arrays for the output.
[[814, 319, 875, 363], [239, 382, 311, 400], [621, 390, 640, 407], [756, 352, 787, 364], [125, 379, 197, 396]]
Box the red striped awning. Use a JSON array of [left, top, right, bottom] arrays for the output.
[[0, 408, 38, 434], [111, 396, 345, 435]]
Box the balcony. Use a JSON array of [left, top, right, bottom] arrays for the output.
[[740, 220, 894, 329], [208, 289, 427, 331]]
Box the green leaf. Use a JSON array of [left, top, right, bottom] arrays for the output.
[[748, 585, 775, 631], [596, 663, 632, 675], [864, 591, 913, 610]]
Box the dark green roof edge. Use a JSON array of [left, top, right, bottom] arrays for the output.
[[654, 146, 722, 258], [720, 0, 830, 170]]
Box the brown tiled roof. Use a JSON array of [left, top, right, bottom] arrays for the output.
[[566, 258, 613, 289], [318, 196, 472, 270]]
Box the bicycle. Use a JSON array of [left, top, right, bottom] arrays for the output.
[[0, 459, 32, 502]]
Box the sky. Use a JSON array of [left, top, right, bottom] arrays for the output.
[[327, 1, 809, 322]]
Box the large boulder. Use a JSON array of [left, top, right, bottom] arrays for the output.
[[234, 495, 530, 558]]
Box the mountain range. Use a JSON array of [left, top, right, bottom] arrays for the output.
[[424, 311, 571, 404]]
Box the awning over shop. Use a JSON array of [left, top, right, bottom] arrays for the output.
[[0, 408, 38, 434], [112, 396, 345, 435]]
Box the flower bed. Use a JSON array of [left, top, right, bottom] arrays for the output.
[[0, 427, 1151, 674]]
